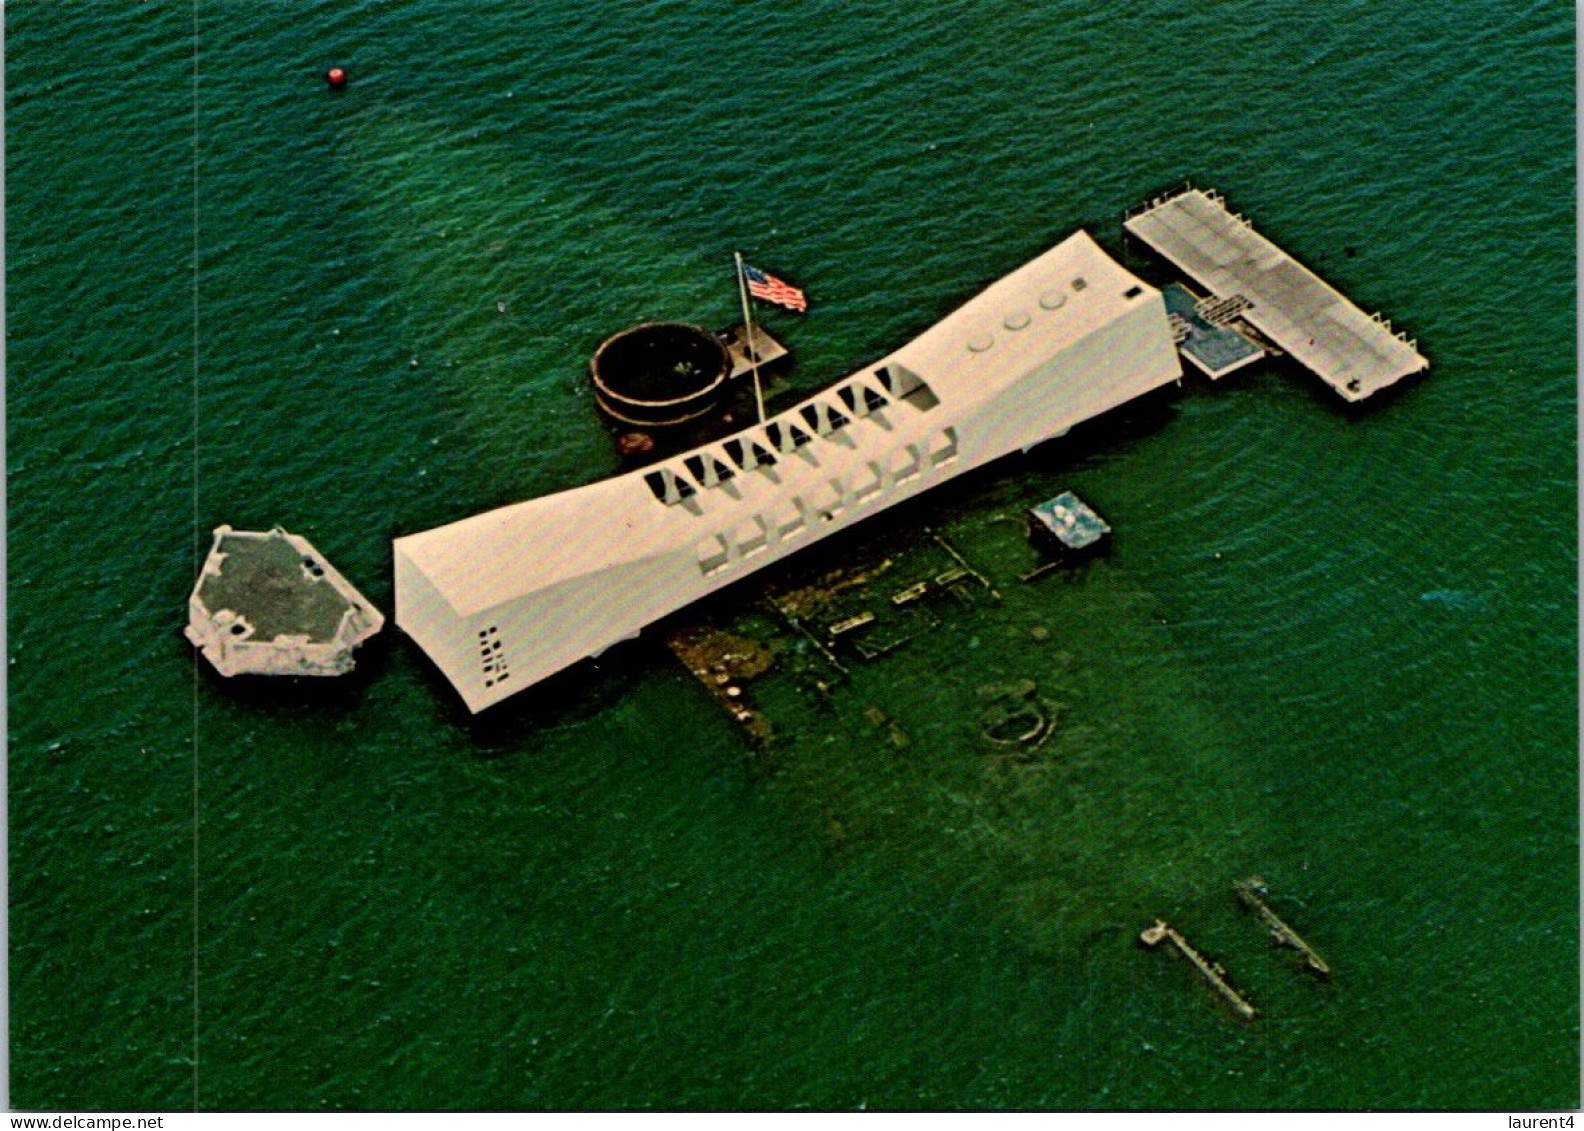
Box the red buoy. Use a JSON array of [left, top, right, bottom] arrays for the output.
[[326, 67, 348, 90]]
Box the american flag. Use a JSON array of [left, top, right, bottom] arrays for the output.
[[743, 262, 808, 313]]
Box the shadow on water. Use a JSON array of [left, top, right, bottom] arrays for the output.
[[1242, 347, 1429, 419], [535, 377, 1281, 963]]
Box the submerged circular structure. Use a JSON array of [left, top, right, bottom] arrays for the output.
[[590, 321, 732, 426]]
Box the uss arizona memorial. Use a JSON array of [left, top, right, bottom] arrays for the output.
[[394, 229, 1183, 712], [397, 183, 1430, 716]]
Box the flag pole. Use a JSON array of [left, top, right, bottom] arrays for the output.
[[734, 250, 766, 424]]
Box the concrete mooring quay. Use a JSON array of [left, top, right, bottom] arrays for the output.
[[1126, 187, 1428, 402]]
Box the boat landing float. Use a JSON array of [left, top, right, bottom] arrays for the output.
[[186, 525, 384, 678]]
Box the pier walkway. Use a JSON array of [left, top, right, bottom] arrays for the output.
[[1126, 188, 1427, 402]]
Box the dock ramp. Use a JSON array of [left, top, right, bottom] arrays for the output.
[[1125, 188, 1427, 402]]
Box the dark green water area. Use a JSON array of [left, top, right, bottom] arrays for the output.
[[8, 0, 1576, 1110]]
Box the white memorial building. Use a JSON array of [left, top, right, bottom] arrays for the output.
[[394, 230, 1182, 712]]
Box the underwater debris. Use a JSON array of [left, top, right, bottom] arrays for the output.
[[828, 612, 876, 638], [1234, 876, 1332, 979], [1140, 918, 1257, 1022], [927, 529, 1000, 600]]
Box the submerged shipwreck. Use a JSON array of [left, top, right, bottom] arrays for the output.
[[187, 525, 384, 677]]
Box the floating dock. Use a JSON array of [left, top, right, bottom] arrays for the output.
[[186, 526, 384, 677], [1027, 491, 1111, 555], [1126, 187, 1427, 402]]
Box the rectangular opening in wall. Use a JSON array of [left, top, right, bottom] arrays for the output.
[[882, 365, 939, 411], [765, 421, 791, 451], [683, 453, 724, 487], [481, 632, 510, 685], [851, 460, 884, 501], [698, 534, 730, 576], [767, 420, 815, 452], [644, 469, 692, 504], [838, 382, 889, 417]]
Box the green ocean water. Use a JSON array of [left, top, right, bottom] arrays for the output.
[[7, 0, 1577, 1111]]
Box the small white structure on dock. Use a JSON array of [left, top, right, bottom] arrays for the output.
[[186, 526, 384, 677], [1126, 187, 1427, 401]]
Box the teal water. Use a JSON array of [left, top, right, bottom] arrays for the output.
[[7, 0, 1577, 1110]]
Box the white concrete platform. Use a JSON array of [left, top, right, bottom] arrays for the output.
[[187, 526, 384, 677]]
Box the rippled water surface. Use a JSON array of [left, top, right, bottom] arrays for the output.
[[7, 0, 1576, 1110]]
